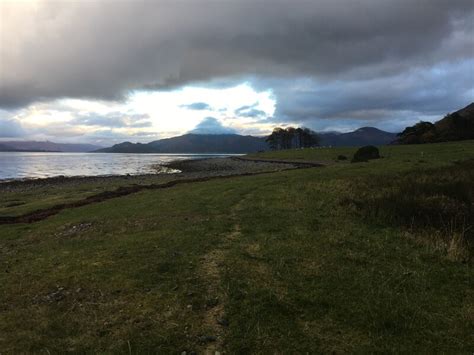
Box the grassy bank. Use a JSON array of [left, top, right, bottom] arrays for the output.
[[0, 141, 473, 352]]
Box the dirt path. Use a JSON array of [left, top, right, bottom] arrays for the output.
[[196, 195, 248, 354]]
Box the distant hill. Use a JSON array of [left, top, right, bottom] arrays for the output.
[[0, 141, 102, 152], [319, 127, 397, 146], [98, 127, 399, 153], [96, 134, 268, 153], [0, 143, 21, 152], [396, 102, 474, 144]]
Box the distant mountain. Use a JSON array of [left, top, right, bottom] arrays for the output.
[[0, 141, 102, 152], [98, 127, 399, 153], [96, 141, 157, 153], [396, 102, 474, 144], [319, 127, 398, 146], [96, 134, 268, 153], [0, 143, 21, 152]]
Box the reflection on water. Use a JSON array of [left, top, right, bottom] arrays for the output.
[[0, 152, 234, 180]]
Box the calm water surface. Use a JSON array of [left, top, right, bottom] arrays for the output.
[[0, 152, 235, 180]]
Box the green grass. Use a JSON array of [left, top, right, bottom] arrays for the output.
[[0, 141, 473, 352], [249, 139, 474, 167], [344, 159, 473, 260], [0, 174, 178, 217]]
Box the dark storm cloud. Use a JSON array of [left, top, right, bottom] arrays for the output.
[[235, 103, 267, 118], [262, 56, 474, 131], [180, 102, 212, 110], [189, 117, 236, 135], [1, 0, 473, 108]]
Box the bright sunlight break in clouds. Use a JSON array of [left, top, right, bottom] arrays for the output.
[[4, 84, 276, 145], [0, 0, 473, 144]]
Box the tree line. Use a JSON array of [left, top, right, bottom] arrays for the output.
[[266, 127, 320, 150]]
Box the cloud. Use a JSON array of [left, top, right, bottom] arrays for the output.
[[0, 116, 25, 138], [180, 102, 212, 110], [189, 117, 236, 135], [235, 103, 267, 118], [73, 112, 152, 128], [1, 1, 473, 108], [259, 57, 474, 132], [80, 129, 132, 145]]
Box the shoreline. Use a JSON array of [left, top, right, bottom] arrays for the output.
[[0, 156, 301, 187], [0, 156, 295, 184], [0, 155, 305, 193], [0, 157, 308, 224], [0, 154, 328, 187]]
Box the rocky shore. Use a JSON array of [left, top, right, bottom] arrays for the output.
[[0, 157, 299, 194], [162, 157, 297, 173]]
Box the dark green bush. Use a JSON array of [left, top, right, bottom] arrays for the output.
[[351, 146, 380, 163]]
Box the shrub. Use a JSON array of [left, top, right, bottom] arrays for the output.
[[351, 145, 380, 163], [337, 155, 348, 161]]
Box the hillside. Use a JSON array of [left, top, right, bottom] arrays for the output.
[[95, 141, 157, 153], [0, 141, 102, 152], [396, 102, 474, 144], [97, 134, 268, 153], [319, 127, 397, 146]]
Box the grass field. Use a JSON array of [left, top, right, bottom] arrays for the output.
[[0, 141, 473, 352]]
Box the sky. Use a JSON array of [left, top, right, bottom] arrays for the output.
[[0, 0, 473, 146]]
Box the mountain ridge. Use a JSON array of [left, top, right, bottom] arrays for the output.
[[396, 102, 474, 144], [97, 127, 398, 153], [97, 134, 268, 154], [319, 127, 397, 147], [0, 141, 102, 152]]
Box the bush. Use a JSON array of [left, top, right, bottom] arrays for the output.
[[351, 145, 380, 163], [337, 155, 348, 161]]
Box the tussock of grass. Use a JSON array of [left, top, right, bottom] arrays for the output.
[[344, 159, 473, 261]]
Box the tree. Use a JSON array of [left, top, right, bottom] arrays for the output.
[[302, 127, 320, 147], [266, 127, 284, 150], [284, 127, 296, 149], [266, 126, 320, 150], [396, 121, 436, 144]]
